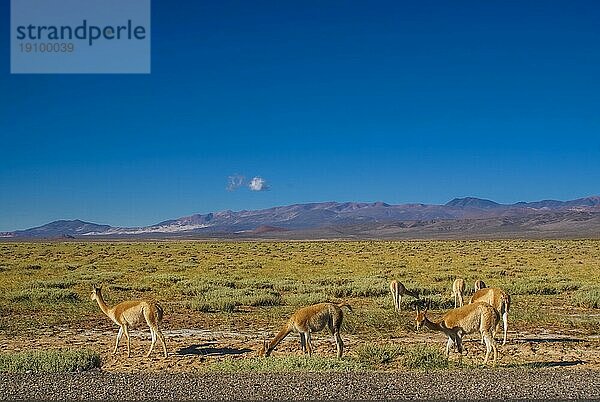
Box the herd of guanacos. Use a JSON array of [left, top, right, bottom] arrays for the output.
[[91, 278, 511, 365]]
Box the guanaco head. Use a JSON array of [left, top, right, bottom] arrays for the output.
[[415, 306, 428, 331], [90, 285, 102, 301], [474, 279, 486, 292]]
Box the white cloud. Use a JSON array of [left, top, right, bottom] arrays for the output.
[[227, 174, 245, 191], [249, 176, 269, 191]]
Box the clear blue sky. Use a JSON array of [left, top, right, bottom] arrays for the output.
[[1, 1, 600, 231]]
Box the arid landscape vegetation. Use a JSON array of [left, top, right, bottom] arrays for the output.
[[1, 240, 599, 374]]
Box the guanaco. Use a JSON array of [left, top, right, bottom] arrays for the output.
[[91, 286, 167, 358], [389, 280, 420, 311], [452, 278, 466, 307], [470, 287, 511, 345], [415, 302, 499, 365], [259, 302, 352, 358]]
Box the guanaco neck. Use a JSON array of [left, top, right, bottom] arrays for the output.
[[267, 323, 292, 353], [405, 289, 419, 298], [94, 291, 114, 319], [421, 315, 450, 334]]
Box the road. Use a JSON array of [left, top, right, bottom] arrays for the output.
[[1, 368, 599, 400]]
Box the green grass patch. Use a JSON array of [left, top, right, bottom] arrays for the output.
[[283, 292, 331, 307], [355, 343, 403, 366], [9, 288, 80, 303], [189, 287, 282, 312], [355, 343, 448, 369], [400, 344, 448, 369], [508, 279, 580, 296], [0, 348, 101, 373], [27, 279, 76, 289], [203, 355, 365, 373], [572, 287, 600, 308]]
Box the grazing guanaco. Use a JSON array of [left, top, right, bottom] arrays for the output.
[[389, 280, 420, 311], [415, 302, 499, 365], [474, 279, 487, 293], [259, 302, 352, 358], [91, 286, 167, 358], [452, 278, 466, 307], [470, 287, 511, 345]]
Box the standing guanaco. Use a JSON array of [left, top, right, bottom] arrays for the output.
[[91, 286, 167, 358]]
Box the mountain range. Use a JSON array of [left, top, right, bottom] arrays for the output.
[[2, 196, 600, 240]]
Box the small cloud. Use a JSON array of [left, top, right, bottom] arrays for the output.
[[249, 176, 269, 191], [227, 174, 245, 191]]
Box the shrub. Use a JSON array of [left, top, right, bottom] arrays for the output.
[[28, 279, 75, 289], [0, 349, 101, 373], [354, 343, 448, 369], [190, 298, 236, 313], [189, 288, 282, 312], [400, 344, 448, 369], [418, 294, 454, 310], [284, 292, 330, 307], [238, 292, 282, 307], [572, 288, 600, 308], [144, 273, 185, 286], [9, 288, 79, 303], [355, 343, 403, 366]]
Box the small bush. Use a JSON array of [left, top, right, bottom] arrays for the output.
[[284, 292, 330, 307], [508, 279, 579, 296], [190, 287, 282, 312], [355, 343, 403, 366], [190, 298, 236, 313], [400, 344, 448, 369], [419, 294, 454, 310], [28, 279, 75, 289], [9, 288, 80, 303], [239, 292, 282, 307], [572, 288, 600, 308], [144, 273, 185, 286], [354, 343, 448, 370], [0, 349, 101, 373]]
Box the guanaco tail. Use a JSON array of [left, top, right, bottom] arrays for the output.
[[470, 287, 511, 345], [91, 285, 167, 358], [452, 278, 466, 307], [389, 280, 420, 311], [415, 302, 499, 365], [259, 302, 352, 358]]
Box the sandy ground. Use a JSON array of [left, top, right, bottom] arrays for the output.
[[2, 314, 599, 373]]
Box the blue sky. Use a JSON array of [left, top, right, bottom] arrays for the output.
[[1, 1, 600, 231]]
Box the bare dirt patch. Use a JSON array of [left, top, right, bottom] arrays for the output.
[[2, 312, 599, 373]]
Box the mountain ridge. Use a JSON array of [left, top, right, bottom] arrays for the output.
[[4, 195, 600, 239]]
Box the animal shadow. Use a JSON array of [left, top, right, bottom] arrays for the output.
[[176, 342, 253, 357]]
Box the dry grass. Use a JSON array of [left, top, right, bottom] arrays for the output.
[[0, 240, 599, 370]]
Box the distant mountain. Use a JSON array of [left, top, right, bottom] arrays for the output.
[[445, 197, 500, 209], [7, 220, 112, 238], [4, 196, 600, 240]]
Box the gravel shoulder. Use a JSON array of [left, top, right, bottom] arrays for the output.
[[1, 368, 599, 400]]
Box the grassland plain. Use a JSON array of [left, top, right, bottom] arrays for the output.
[[0, 240, 599, 374]]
